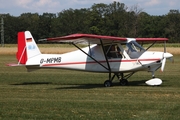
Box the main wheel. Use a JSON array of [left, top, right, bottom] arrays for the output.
[[120, 79, 128, 86], [104, 80, 112, 87]]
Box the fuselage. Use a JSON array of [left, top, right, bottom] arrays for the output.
[[25, 44, 172, 73]]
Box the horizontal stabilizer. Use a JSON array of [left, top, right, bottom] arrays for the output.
[[7, 63, 25, 66]]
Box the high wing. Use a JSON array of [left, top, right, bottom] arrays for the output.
[[40, 33, 168, 44]]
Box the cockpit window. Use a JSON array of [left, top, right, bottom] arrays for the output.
[[104, 44, 123, 58], [126, 41, 145, 52]]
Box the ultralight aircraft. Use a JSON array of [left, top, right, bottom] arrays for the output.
[[9, 31, 173, 87]]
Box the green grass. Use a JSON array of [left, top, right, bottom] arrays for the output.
[[0, 55, 180, 120]]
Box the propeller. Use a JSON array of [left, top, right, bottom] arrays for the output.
[[160, 41, 173, 72], [161, 52, 173, 72], [161, 43, 166, 72], [161, 57, 166, 72]]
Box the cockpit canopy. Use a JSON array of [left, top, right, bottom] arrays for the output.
[[126, 41, 145, 52], [101, 40, 146, 59]]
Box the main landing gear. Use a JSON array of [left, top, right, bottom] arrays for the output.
[[104, 72, 135, 87]]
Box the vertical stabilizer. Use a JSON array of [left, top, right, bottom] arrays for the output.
[[16, 31, 41, 64]]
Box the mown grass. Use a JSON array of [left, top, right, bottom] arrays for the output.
[[0, 54, 180, 120]]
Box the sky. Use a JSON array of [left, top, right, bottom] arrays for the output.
[[0, 0, 179, 16]]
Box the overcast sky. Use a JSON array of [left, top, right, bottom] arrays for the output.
[[0, 0, 179, 16]]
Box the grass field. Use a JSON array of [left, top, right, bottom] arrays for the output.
[[0, 46, 180, 119]]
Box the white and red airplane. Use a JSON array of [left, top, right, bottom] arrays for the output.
[[10, 31, 173, 87]]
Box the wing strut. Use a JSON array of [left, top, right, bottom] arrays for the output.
[[164, 41, 166, 52], [100, 39, 112, 81], [146, 41, 157, 51], [72, 43, 109, 71]]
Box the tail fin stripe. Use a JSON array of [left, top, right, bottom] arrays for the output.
[[16, 31, 27, 64], [18, 46, 26, 65]]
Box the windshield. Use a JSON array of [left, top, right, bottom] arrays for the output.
[[126, 41, 145, 52]]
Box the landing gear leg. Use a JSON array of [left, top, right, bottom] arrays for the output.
[[104, 72, 135, 87], [104, 73, 116, 87], [119, 72, 135, 86], [119, 73, 128, 86], [151, 71, 155, 78]]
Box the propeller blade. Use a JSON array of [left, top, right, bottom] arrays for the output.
[[161, 58, 166, 72]]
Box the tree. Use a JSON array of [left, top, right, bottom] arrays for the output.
[[4, 14, 20, 43], [88, 3, 107, 34], [38, 13, 56, 40], [103, 1, 128, 36], [127, 4, 144, 37], [165, 10, 180, 42], [56, 8, 90, 36]]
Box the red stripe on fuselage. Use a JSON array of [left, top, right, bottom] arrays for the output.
[[41, 58, 160, 67]]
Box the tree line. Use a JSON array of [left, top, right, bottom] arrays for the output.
[[2, 1, 180, 43]]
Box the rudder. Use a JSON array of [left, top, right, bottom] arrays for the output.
[[16, 32, 27, 64]]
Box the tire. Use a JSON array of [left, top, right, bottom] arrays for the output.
[[104, 80, 112, 87], [120, 79, 128, 86]]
